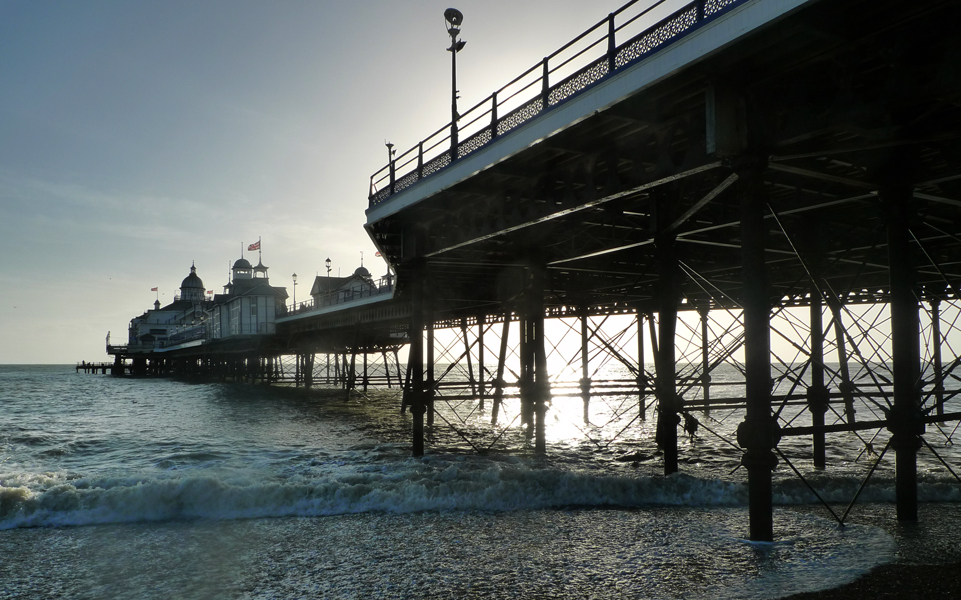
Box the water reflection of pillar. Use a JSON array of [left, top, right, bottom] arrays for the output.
[[883, 183, 921, 522], [735, 165, 777, 543]]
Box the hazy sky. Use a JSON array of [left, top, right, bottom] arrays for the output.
[[0, 0, 630, 363]]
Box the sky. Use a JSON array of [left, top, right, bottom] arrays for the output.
[[0, 0, 631, 364]]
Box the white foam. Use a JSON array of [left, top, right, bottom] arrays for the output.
[[2, 451, 955, 530]]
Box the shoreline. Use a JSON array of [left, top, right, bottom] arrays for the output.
[[778, 502, 961, 599]]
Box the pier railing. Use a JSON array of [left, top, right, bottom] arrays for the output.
[[368, 0, 742, 206], [281, 277, 395, 317]]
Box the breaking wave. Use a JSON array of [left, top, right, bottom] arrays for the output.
[[2, 452, 959, 529]]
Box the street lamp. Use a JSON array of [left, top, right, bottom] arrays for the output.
[[292, 273, 297, 309], [386, 142, 396, 194], [445, 8, 465, 162], [325, 258, 332, 305]]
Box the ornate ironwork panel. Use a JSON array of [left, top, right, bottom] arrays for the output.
[[614, 6, 698, 68], [497, 98, 543, 137], [705, 0, 738, 16], [422, 151, 451, 179], [548, 58, 609, 107], [393, 170, 420, 195], [370, 187, 392, 206], [458, 128, 493, 159]]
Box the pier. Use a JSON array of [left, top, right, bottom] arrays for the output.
[[105, 0, 961, 542], [76, 362, 116, 375]]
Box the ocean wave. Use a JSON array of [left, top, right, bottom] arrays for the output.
[[1, 457, 959, 529]]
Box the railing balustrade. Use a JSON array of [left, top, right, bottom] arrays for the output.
[[369, 0, 743, 207], [282, 278, 395, 317]]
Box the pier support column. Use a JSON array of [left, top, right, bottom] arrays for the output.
[[519, 313, 534, 433], [637, 311, 647, 421], [734, 166, 778, 542], [491, 314, 510, 425], [305, 354, 314, 389], [408, 260, 427, 456], [929, 294, 945, 423], [654, 212, 680, 475], [883, 184, 922, 522], [808, 290, 828, 469], [697, 302, 711, 415], [827, 297, 857, 424], [363, 352, 369, 392], [426, 299, 436, 427], [461, 317, 477, 400], [530, 265, 549, 454], [478, 314, 486, 411], [580, 308, 591, 424]]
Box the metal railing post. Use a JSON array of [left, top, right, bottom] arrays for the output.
[[541, 58, 550, 110], [417, 142, 424, 179], [490, 92, 498, 140], [388, 156, 396, 196], [607, 13, 616, 73]]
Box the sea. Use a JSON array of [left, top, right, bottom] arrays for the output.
[[1, 363, 959, 599]]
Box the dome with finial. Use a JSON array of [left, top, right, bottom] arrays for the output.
[[233, 258, 252, 270], [180, 263, 205, 302], [353, 266, 371, 278]]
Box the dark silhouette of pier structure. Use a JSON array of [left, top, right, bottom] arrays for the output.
[[105, 0, 961, 542], [364, 0, 961, 541]]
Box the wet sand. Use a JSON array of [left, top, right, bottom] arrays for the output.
[[781, 562, 961, 599], [781, 502, 961, 600]]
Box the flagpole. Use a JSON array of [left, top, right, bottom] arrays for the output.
[[258, 236, 262, 263]]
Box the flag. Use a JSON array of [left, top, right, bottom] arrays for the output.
[[207, 290, 213, 295], [248, 241, 261, 251], [151, 287, 158, 292], [375, 251, 382, 257]]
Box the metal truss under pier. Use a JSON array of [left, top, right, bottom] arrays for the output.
[[365, 0, 961, 541]]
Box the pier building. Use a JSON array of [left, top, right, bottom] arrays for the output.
[[208, 257, 288, 338], [126, 263, 211, 348]]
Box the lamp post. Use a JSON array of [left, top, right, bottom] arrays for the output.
[[325, 257, 332, 305], [292, 273, 297, 310], [386, 142, 396, 194], [445, 8, 465, 162]]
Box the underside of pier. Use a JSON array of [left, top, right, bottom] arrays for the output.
[[365, 0, 961, 540]]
